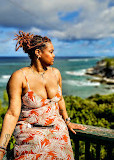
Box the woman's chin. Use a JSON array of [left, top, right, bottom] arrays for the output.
[[50, 61, 54, 65], [47, 62, 53, 67]]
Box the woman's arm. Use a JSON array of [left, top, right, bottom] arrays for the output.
[[0, 70, 22, 159], [57, 69, 86, 134]]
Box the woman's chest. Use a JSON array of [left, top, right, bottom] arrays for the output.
[[22, 71, 60, 99]]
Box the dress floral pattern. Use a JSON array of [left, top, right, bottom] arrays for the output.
[[13, 68, 74, 160]]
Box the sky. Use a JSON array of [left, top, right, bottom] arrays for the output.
[[0, 0, 114, 57]]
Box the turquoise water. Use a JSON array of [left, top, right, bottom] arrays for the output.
[[0, 56, 114, 101]]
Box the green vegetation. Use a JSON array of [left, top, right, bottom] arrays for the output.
[[64, 93, 114, 160], [103, 58, 114, 67], [65, 93, 114, 129], [0, 91, 114, 159]]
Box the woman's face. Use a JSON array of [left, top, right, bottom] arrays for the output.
[[40, 42, 55, 66]]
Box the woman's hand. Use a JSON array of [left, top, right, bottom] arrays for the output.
[[67, 122, 87, 134]]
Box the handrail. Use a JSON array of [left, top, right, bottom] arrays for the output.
[[69, 124, 114, 160], [4, 124, 114, 160]]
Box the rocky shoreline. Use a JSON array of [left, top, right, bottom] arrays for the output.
[[85, 58, 114, 85]]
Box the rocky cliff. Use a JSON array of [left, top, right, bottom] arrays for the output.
[[86, 58, 114, 84]]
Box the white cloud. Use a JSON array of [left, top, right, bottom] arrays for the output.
[[48, 1, 114, 40], [0, 0, 114, 41]]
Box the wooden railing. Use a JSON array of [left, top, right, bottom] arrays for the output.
[[3, 124, 114, 160], [69, 124, 114, 160]]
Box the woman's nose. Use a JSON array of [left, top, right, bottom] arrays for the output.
[[53, 53, 55, 57]]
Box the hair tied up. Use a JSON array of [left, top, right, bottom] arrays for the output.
[[14, 30, 33, 51], [14, 30, 51, 59]]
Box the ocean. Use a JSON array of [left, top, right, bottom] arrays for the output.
[[0, 56, 114, 101]]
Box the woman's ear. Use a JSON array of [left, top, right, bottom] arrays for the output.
[[35, 49, 42, 58]]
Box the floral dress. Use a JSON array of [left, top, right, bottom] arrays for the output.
[[13, 68, 74, 160]]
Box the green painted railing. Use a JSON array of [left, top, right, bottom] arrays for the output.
[[69, 124, 114, 160]]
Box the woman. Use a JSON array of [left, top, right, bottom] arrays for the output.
[[0, 31, 86, 160]]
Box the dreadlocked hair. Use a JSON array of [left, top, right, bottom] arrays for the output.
[[14, 30, 51, 59]]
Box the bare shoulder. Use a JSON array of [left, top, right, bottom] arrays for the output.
[[51, 67, 61, 78], [8, 67, 28, 83], [6, 68, 27, 93], [8, 69, 23, 85], [51, 67, 62, 84], [51, 67, 61, 75]]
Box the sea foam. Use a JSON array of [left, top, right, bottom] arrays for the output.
[[65, 69, 86, 76], [68, 58, 89, 62], [1, 75, 10, 79], [0, 75, 10, 83], [62, 79, 100, 86]]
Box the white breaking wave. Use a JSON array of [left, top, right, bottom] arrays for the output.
[[62, 79, 100, 86], [65, 69, 86, 76], [1, 75, 11, 79], [0, 75, 10, 83], [68, 58, 89, 62], [68, 57, 102, 62]]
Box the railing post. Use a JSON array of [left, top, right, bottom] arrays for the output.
[[96, 143, 101, 160], [106, 144, 113, 160], [74, 139, 79, 160], [85, 141, 90, 160]]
